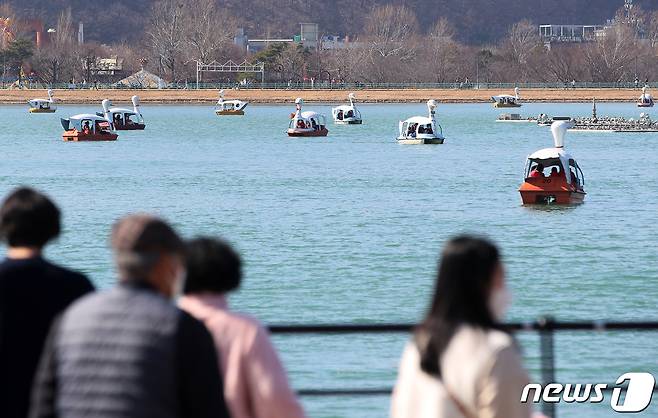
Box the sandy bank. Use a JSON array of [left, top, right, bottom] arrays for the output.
[[0, 88, 646, 105]]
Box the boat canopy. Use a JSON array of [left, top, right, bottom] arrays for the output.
[[639, 87, 654, 106], [332, 96, 361, 121], [104, 107, 140, 120], [108, 107, 136, 115], [290, 110, 327, 130], [527, 147, 574, 161], [29, 90, 55, 106], [70, 114, 108, 122], [492, 87, 520, 103], [300, 111, 323, 120], [333, 104, 355, 112], [61, 114, 110, 131], [289, 98, 327, 130], [29, 99, 50, 106], [102, 96, 144, 122], [402, 116, 431, 125], [217, 100, 248, 110], [217, 89, 248, 111], [526, 148, 582, 184]]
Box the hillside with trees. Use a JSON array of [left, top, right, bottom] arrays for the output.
[[4, 0, 658, 44]]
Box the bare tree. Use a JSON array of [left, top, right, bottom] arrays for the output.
[[32, 8, 77, 84], [326, 44, 368, 83], [364, 5, 417, 58], [276, 44, 310, 81], [147, 0, 185, 82], [506, 20, 541, 66], [495, 20, 543, 81], [584, 23, 638, 82], [543, 44, 588, 83], [182, 0, 237, 63], [362, 5, 418, 82], [647, 10, 658, 47], [426, 18, 460, 82]]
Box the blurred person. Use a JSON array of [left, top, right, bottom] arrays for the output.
[[0, 187, 94, 418], [529, 164, 544, 178], [179, 237, 305, 418], [391, 236, 538, 418], [570, 170, 579, 189], [30, 215, 230, 418], [549, 167, 562, 178]]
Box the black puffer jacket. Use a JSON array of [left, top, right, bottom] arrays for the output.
[[30, 282, 230, 418]]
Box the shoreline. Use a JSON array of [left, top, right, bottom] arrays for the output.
[[0, 88, 647, 104]]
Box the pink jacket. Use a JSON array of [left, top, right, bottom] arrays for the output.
[[179, 294, 306, 418]]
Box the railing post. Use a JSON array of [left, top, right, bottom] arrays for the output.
[[538, 316, 556, 418]]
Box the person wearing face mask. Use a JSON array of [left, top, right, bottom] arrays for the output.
[[29, 214, 230, 418], [391, 235, 540, 418]]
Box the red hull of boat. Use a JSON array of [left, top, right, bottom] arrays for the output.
[[287, 128, 328, 137], [519, 177, 586, 204], [62, 131, 118, 141]]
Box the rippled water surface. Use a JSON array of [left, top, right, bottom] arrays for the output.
[[1, 101, 657, 417]]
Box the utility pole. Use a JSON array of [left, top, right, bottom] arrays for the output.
[[476, 58, 479, 89]]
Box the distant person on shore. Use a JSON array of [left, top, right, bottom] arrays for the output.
[[0, 187, 94, 418], [30, 215, 230, 418], [179, 237, 306, 418], [391, 236, 539, 418]]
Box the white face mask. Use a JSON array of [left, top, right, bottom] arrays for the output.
[[488, 286, 512, 322], [171, 268, 187, 301]]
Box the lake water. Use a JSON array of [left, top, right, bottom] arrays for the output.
[[1, 101, 657, 417]]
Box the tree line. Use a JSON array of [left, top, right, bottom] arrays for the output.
[[3, 1, 658, 86]]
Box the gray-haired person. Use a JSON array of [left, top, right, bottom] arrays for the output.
[[30, 214, 230, 418]]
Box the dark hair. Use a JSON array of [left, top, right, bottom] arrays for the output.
[[0, 187, 61, 248], [184, 237, 242, 295], [415, 235, 506, 378]]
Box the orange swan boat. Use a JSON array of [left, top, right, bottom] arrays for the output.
[[519, 121, 586, 205]]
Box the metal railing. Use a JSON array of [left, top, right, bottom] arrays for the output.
[[270, 318, 658, 417], [2, 81, 656, 91]]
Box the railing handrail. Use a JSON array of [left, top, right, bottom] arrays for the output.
[[267, 320, 658, 334], [270, 319, 658, 417]]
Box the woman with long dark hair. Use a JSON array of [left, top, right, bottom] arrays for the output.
[[391, 236, 536, 418]]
